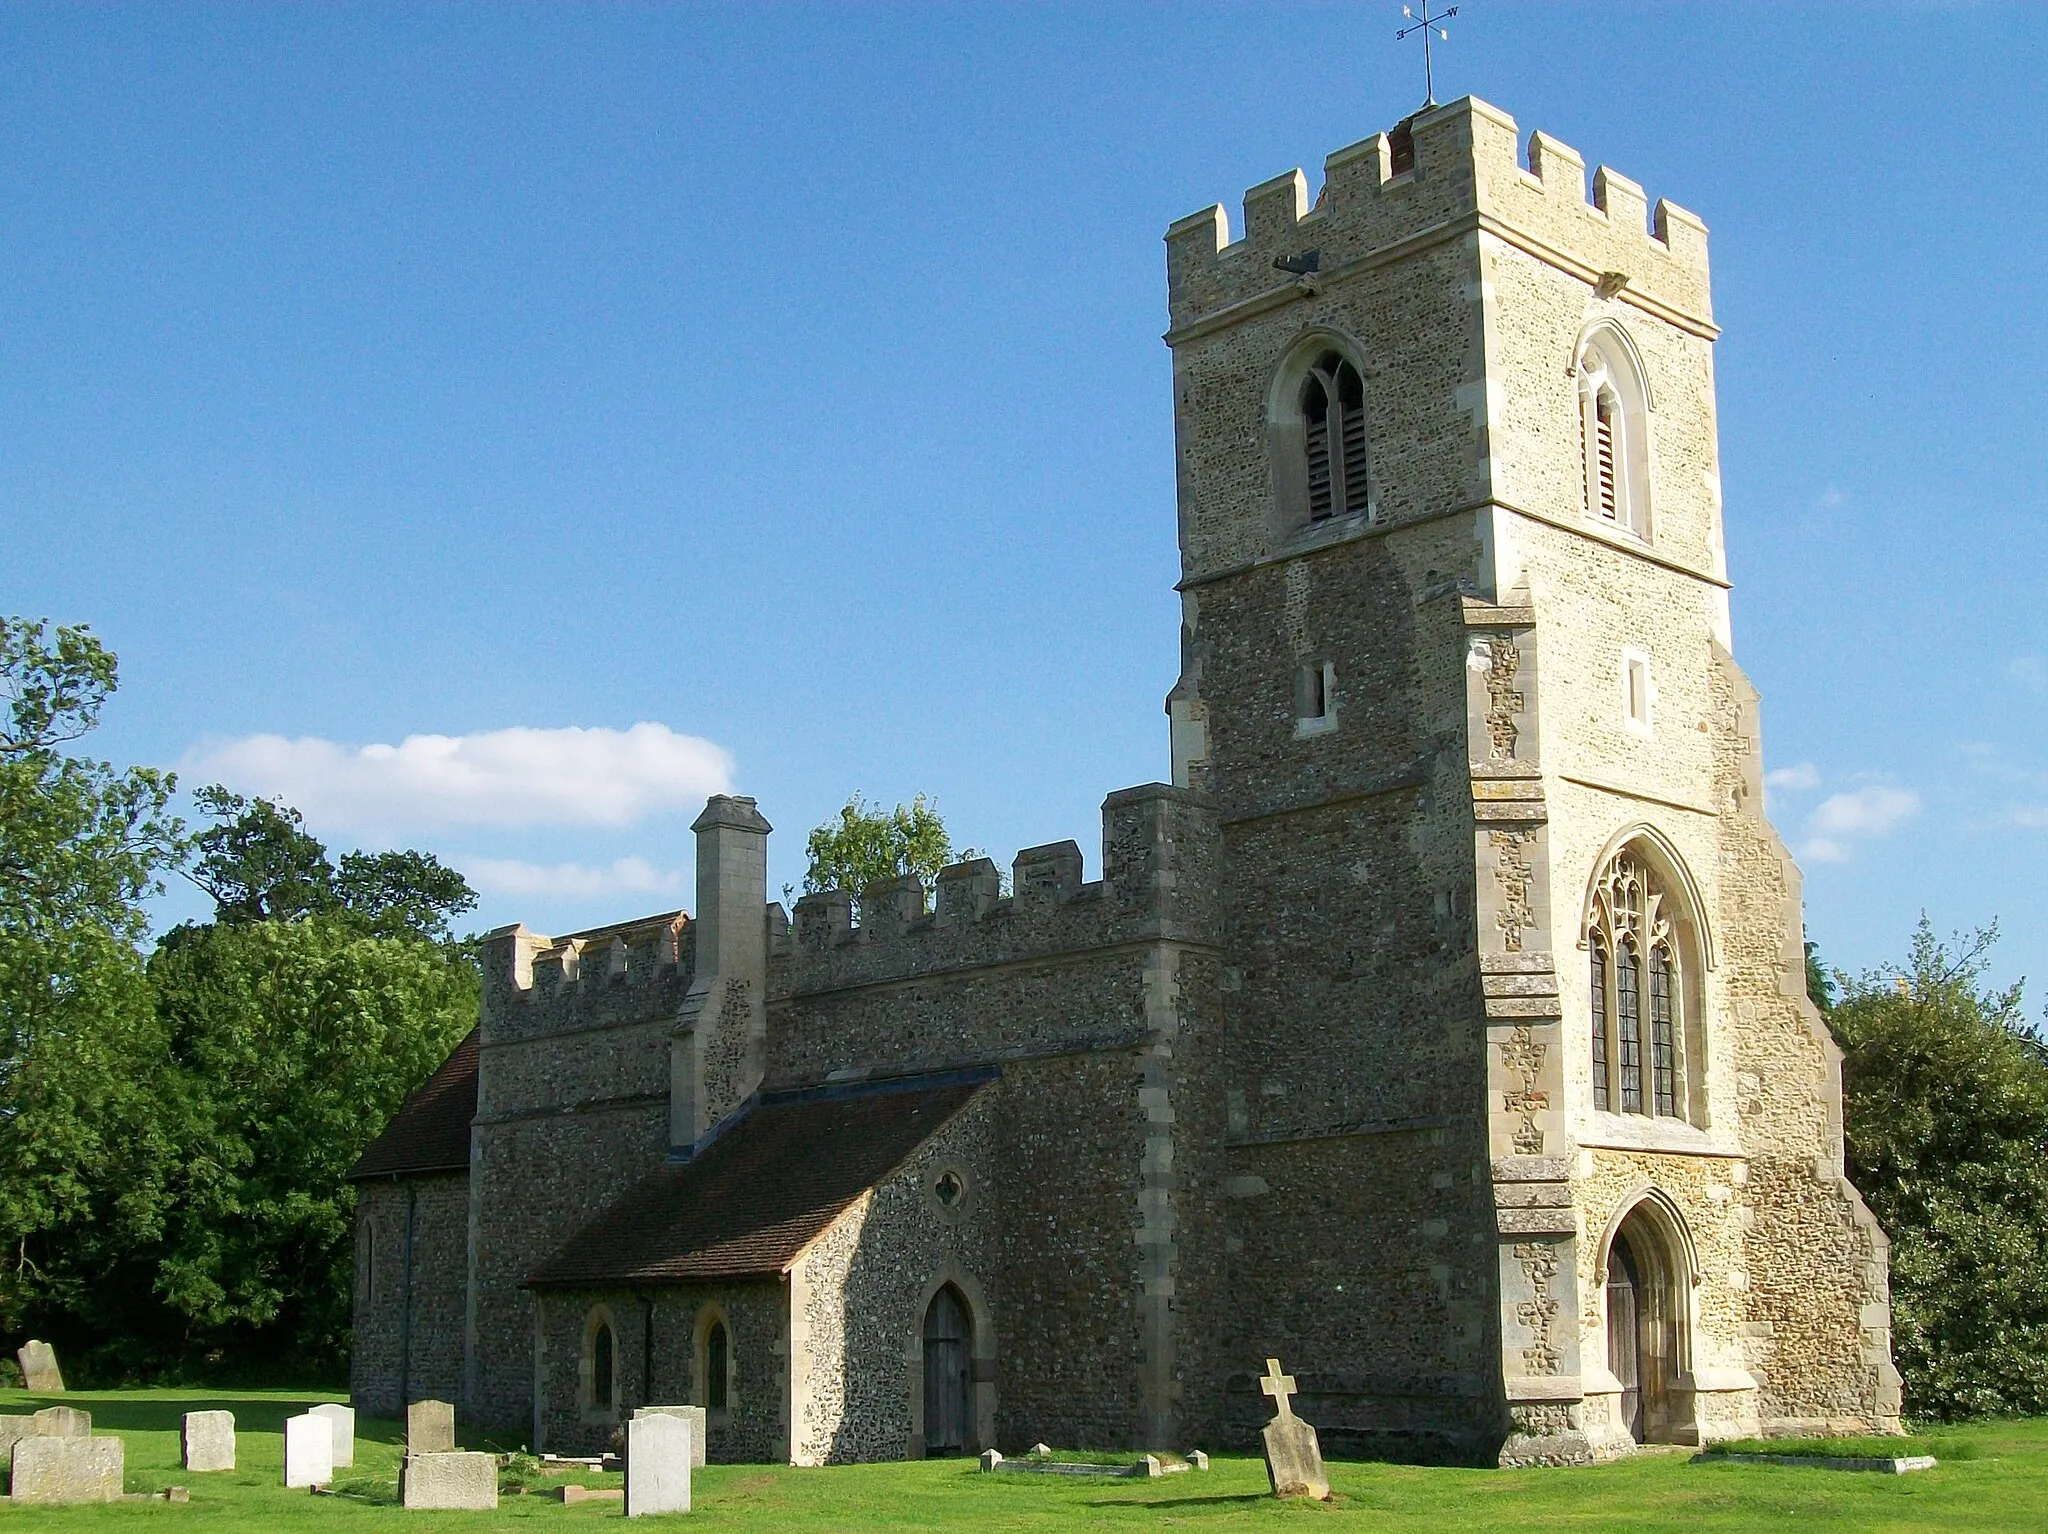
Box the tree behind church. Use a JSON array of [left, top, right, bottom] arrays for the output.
[[799, 794, 977, 911], [1831, 921, 2048, 1419]]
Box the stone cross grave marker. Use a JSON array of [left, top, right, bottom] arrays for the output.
[[407, 1398, 456, 1456], [401, 1451, 499, 1510], [1257, 1357, 1330, 1501], [181, 1411, 236, 1472], [309, 1403, 355, 1468], [8, 1436, 122, 1504], [283, 1412, 334, 1489], [15, 1341, 64, 1393], [624, 1410, 692, 1517]]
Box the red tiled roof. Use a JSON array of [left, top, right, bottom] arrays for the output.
[[525, 1074, 989, 1289], [350, 1028, 478, 1180]]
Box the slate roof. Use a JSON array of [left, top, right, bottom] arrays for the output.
[[525, 1073, 990, 1290], [350, 1027, 479, 1180]]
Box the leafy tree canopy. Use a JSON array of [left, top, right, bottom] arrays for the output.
[[800, 794, 976, 906], [1831, 919, 2048, 1419], [191, 788, 477, 942]]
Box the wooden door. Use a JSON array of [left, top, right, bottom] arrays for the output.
[[923, 1286, 971, 1455], [1607, 1239, 1643, 1442]]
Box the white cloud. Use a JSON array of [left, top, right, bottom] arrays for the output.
[[2010, 805, 2048, 830], [1815, 485, 1847, 510], [1765, 762, 1821, 792], [461, 855, 685, 901], [183, 722, 733, 832], [1796, 784, 1920, 864]]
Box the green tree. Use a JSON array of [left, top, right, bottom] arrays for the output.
[[192, 788, 477, 942], [1832, 920, 2048, 1419], [0, 619, 184, 1348], [800, 794, 970, 906], [134, 917, 478, 1377], [1805, 937, 1836, 1014]]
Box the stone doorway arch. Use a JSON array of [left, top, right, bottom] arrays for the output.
[[1600, 1197, 1693, 1445]]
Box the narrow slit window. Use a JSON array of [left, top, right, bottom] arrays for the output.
[[706, 1320, 729, 1412], [1624, 651, 1652, 732], [593, 1321, 615, 1411], [1294, 660, 1337, 735]]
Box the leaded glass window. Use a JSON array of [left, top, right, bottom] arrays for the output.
[[1585, 847, 1690, 1121]]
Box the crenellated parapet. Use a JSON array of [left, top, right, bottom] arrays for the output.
[[1166, 96, 1711, 341], [476, 912, 697, 1047], [775, 784, 1220, 999]]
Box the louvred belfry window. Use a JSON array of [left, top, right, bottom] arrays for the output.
[[1586, 847, 1691, 1121], [1576, 329, 1648, 537], [1594, 389, 1619, 519], [1300, 352, 1370, 522]]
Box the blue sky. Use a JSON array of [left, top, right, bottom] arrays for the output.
[[2, 3, 2041, 1000]]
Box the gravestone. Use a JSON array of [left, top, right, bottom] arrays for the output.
[[0, 1416, 35, 1464], [283, 1411, 334, 1489], [632, 1404, 707, 1468], [401, 1451, 498, 1510], [181, 1411, 236, 1472], [406, 1398, 456, 1455], [1256, 1358, 1329, 1501], [9, 1436, 123, 1504], [624, 1411, 691, 1517], [32, 1406, 90, 1438], [16, 1340, 64, 1393], [309, 1403, 355, 1468]]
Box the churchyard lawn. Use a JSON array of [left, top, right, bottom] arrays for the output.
[[2, 1387, 2044, 1530]]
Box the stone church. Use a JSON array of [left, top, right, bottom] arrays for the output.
[[349, 95, 1902, 1466]]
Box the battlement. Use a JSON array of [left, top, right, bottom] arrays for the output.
[[1165, 96, 1711, 338], [478, 910, 698, 1043], [774, 783, 1220, 997]]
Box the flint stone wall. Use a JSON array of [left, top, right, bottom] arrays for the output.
[[350, 1173, 469, 1418]]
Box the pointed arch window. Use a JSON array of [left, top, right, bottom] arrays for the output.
[[1576, 327, 1650, 538], [1300, 351, 1370, 522], [1585, 847, 1693, 1121]]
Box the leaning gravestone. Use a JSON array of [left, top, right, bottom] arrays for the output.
[[9, 1436, 123, 1504], [624, 1411, 691, 1517], [401, 1451, 498, 1510], [632, 1405, 707, 1468], [283, 1411, 334, 1489], [32, 1406, 90, 1438], [1256, 1357, 1330, 1501], [310, 1402, 355, 1468], [182, 1411, 236, 1472], [406, 1398, 456, 1455], [16, 1340, 64, 1394]]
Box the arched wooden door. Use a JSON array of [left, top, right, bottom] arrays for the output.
[[922, 1285, 972, 1455], [1606, 1236, 1643, 1441]]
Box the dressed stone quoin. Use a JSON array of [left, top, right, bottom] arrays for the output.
[[349, 96, 1901, 1466]]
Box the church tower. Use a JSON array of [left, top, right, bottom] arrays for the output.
[[1164, 98, 1901, 1462]]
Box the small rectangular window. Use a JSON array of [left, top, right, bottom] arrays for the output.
[[1294, 660, 1338, 737], [1622, 650, 1652, 734]]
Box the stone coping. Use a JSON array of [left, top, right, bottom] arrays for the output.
[[1694, 1450, 1937, 1474]]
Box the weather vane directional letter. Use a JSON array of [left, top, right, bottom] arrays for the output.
[[1396, 2, 1458, 108]]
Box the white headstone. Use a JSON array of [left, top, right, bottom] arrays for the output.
[[181, 1411, 236, 1472], [632, 1405, 707, 1468], [309, 1403, 355, 1468], [283, 1412, 334, 1489], [624, 1411, 691, 1517]]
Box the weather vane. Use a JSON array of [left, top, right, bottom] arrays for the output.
[[1397, 2, 1458, 108]]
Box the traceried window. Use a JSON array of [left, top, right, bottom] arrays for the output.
[[1576, 326, 1650, 538], [1299, 352, 1370, 522], [1585, 847, 1690, 1120]]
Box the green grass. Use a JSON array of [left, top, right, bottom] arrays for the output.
[[3, 1387, 2047, 1529]]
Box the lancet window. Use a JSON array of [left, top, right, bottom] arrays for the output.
[[1586, 847, 1688, 1120], [1300, 351, 1370, 521], [1576, 326, 1649, 538]]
